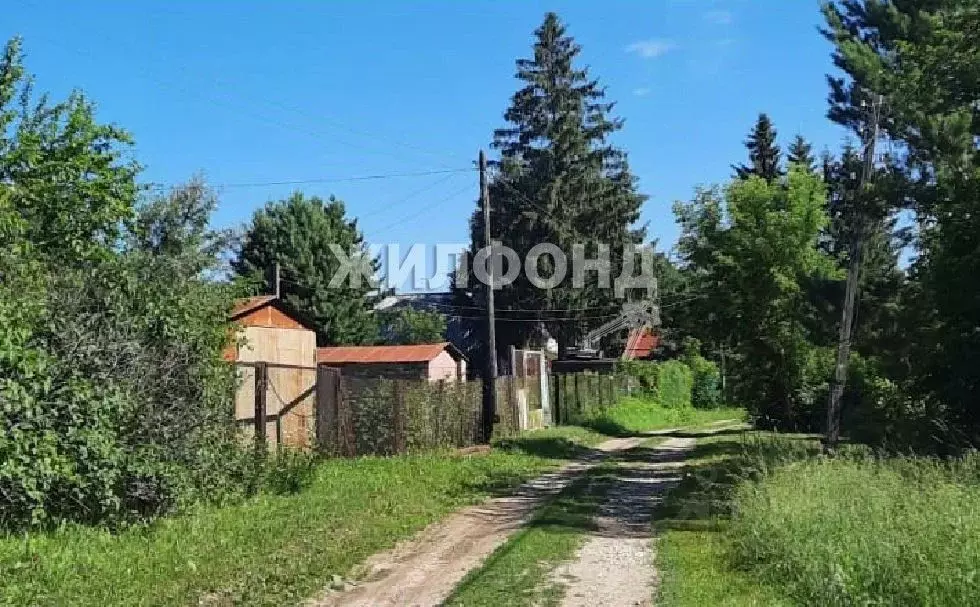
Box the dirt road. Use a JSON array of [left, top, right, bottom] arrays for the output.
[[552, 436, 694, 607], [306, 437, 644, 607]]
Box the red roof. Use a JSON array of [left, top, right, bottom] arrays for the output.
[[230, 295, 278, 320], [623, 327, 659, 360], [317, 343, 461, 364]]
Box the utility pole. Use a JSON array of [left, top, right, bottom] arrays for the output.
[[480, 149, 498, 442], [273, 262, 281, 299], [825, 94, 883, 453]]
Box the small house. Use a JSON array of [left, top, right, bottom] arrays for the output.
[[228, 296, 318, 447], [317, 342, 467, 381]]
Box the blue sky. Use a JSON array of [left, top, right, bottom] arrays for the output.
[[7, 1, 849, 286]]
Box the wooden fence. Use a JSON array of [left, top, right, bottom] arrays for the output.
[[317, 373, 485, 456], [236, 363, 631, 456], [235, 361, 318, 448], [553, 372, 634, 425]]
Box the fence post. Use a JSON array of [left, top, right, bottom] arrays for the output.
[[393, 380, 406, 454], [254, 362, 268, 448], [573, 373, 580, 422], [553, 373, 562, 426]]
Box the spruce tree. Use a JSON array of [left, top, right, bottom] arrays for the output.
[[787, 134, 816, 172], [732, 113, 783, 182], [468, 12, 647, 356]]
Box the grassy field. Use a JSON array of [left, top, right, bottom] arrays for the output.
[[584, 396, 745, 435], [654, 430, 980, 606], [0, 448, 561, 606]]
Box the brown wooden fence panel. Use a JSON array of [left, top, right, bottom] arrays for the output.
[[549, 371, 630, 425], [315, 365, 341, 452]]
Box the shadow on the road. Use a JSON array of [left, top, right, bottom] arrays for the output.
[[646, 426, 749, 439], [493, 435, 602, 460]]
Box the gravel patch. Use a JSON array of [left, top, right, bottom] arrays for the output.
[[553, 437, 695, 607]]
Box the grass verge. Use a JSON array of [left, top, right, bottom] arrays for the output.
[[584, 397, 745, 436], [731, 453, 980, 606], [0, 430, 595, 607], [653, 429, 795, 607], [654, 429, 980, 606], [444, 464, 618, 607]]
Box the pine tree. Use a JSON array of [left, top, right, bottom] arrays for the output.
[[732, 113, 783, 182], [787, 134, 816, 172], [823, 0, 980, 449], [467, 12, 647, 356]]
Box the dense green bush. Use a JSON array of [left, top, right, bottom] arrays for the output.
[[0, 171, 254, 529], [0, 251, 249, 529], [619, 360, 692, 408], [681, 338, 723, 409]]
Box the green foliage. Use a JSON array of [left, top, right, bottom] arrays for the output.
[[0, 37, 139, 265], [619, 360, 693, 408], [0, 175, 250, 530], [382, 307, 447, 345], [656, 361, 694, 409], [0, 447, 558, 606], [0, 36, 252, 530], [233, 192, 379, 346], [674, 169, 836, 429], [822, 0, 980, 450], [252, 447, 318, 496], [731, 454, 980, 606], [680, 338, 722, 409], [467, 12, 647, 352], [786, 134, 815, 172], [618, 360, 659, 395], [658, 430, 980, 606], [732, 113, 783, 182]]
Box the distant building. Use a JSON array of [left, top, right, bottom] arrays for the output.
[[623, 326, 659, 360], [374, 292, 484, 375], [317, 342, 468, 381]]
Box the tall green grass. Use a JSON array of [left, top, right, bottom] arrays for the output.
[[730, 454, 980, 606], [585, 397, 744, 436], [656, 432, 980, 606]]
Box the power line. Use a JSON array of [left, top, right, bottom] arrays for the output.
[[209, 75, 463, 164], [46, 39, 464, 169], [372, 181, 474, 232], [146, 167, 474, 191], [379, 292, 701, 315], [355, 172, 464, 221]]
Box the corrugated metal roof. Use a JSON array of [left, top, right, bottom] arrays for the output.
[[623, 327, 659, 360], [317, 343, 455, 364]]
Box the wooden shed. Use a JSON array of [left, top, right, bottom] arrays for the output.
[[317, 343, 467, 381], [228, 296, 318, 447]]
